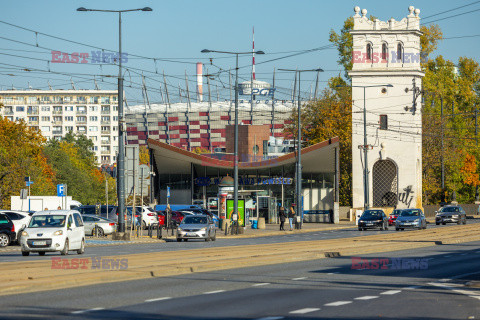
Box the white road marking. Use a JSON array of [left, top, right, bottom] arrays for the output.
[[252, 283, 270, 287], [327, 272, 339, 275], [430, 282, 480, 300], [145, 297, 171, 302], [292, 277, 307, 281], [380, 290, 401, 295], [324, 301, 352, 307], [71, 307, 105, 314], [289, 308, 320, 314], [256, 317, 285, 320], [403, 285, 421, 290], [203, 290, 226, 294], [354, 296, 379, 300]]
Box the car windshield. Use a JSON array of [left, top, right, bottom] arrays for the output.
[[29, 215, 66, 228], [182, 216, 207, 224], [392, 210, 402, 215], [361, 211, 383, 218], [400, 210, 421, 217], [440, 207, 460, 213]]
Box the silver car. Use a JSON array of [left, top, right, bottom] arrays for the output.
[[82, 215, 117, 236], [395, 209, 427, 230], [435, 205, 467, 225], [176, 214, 216, 242]]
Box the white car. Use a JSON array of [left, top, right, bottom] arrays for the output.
[[20, 210, 85, 256], [0, 210, 31, 242], [129, 206, 158, 229]]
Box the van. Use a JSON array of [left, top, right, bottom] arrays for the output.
[[20, 210, 85, 256]]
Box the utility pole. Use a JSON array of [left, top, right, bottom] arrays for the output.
[[441, 97, 445, 201]]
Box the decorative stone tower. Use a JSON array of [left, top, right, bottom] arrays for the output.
[[349, 6, 424, 210]]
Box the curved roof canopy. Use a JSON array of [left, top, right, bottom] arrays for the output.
[[148, 137, 339, 175]]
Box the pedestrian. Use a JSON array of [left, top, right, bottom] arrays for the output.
[[165, 204, 173, 234], [288, 204, 296, 231], [57, 206, 61, 210], [279, 207, 286, 231]]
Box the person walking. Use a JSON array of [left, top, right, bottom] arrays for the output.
[[288, 205, 296, 231], [279, 207, 286, 231]]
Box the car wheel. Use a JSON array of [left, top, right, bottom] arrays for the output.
[[96, 227, 105, 237], [21, 251, 29, 256], [60, 239, 69, 255], [457, 220, 462, 225], [77, 239, 85, 255], [463, 218, 467, 225], [435, 222, 440, 225], [358, 227, 363, 231], [212, 232, 216, 241], [205, 236, 210, 242], [184, 239, 188, 242], [0, 233, 10, 247], [39, 252, 46, 256], [442, 222, 446, 225], [401, 228, 404, 231], [395, 227, 399, 231]]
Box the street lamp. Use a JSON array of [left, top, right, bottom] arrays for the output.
[[337, 83, 393, 210], [278, 68, 323, 229], [77, 6, 152, 233], [201, 49, 265, 233]]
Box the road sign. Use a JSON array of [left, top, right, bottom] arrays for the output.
[[25, 181, 34, 187], [57, 184, 66, 197], [167, 186, 170, 198]]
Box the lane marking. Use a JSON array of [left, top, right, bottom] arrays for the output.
[[203, 290, 226, 294], [252, 283, 270, 287], [380, 290, 401, 295], [354, 296, 379, 300], [324, 301, 352, 307], [256, 317, 285, 320], [71, 307, 104, 314], [430, 282, 480, 299], [289, 308, 320, 314], [145, 297, 171, 302], [403, 285, 421, 290], [327, 272, 339, 275], [292, 277, 307, 281]]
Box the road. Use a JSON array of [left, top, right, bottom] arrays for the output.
[[1, 220, 479, 262], [0, 239, 479, 319]]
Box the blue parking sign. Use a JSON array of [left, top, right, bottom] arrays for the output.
[[57, 184, 66, 197], [167, 186, 170, 198]]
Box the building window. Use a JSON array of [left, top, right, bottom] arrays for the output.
[[397, 43, 403, 62], [90, 116, 98, 121], [76, 116, 87, 122], [366, 43, 373, 61], [65, 106, 73, 111], [380, 115, 388, 130], [27, 97, 37, 104], [89, 106, 98, 112], [65, 116, 73, 121], [41, 106, 50, 112], [65, 126, 73, 132], [16, 106, 25, 112], [41, 116, 50, 122], [101, 116, 110, 123], [41, 126, 50, 132], [89, 126, 98, 132], [90, 96, 99, 104], [381, 43, 388, 61], [77, 96, 86, 103], [28, 116, 38, 122], [101, 96, 110, 104], [53, 116, 62, 122]]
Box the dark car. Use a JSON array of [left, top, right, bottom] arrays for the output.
[[435, 205, 467, 225], [358, 209, 389, 231], [388, 209, 403, 226], [178, 207, 213, 217], [0, 213, 16, 247], [171, 211, 195, 225]]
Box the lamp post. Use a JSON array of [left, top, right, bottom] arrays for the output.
[[278, 68, 323, 229], [201, 49, 264, 233], [77, 6, 152, 233], [337, 83, 392, 210]]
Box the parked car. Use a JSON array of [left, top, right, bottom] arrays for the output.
[[0, 214, 16, 247], [76, 205, 118, 221], [176, 214, 216, 242], [20, 210, 85, 256], [171, 211, 194, 225], [395, 208, 427, 230], [357, 210, 389, 231], [388, 209, 403, 226], [435, 205, 467, 225], [0, 210, 31, 242], [126, 206, 157, 229], [82, 215, 116, 236], [155, 211, 166, 227]]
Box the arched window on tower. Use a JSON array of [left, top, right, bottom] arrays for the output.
[[396, 43, 403, 62], [382, 43, 388, 61], [366, 43, 373, 62]]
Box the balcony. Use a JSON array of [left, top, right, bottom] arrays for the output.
[[101, 110, 111, 115], [101, 150, 111, 155], [52, 121, 63, 125], [27, 110, 39, 115], [28, 121, 39, 126], [101, 121, 111, 125], [76, 111, 87, 115], [101, 130, 111, 134], [53, 110, 63, 115], [76, 120, 87, 125], [3, 111, 14, 115], [101, 140, 111, 145], [52, 131, 63, 135]]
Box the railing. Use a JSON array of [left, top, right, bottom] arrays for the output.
[[53, 111, 63, 115], [52, 131, 63, 135], [101, 130, 111, 134], [101, 150, 111, 155], [101, 121, 111, 125], [28, 121, 39, 125], [76, 110, 87, 114], [3, 111, 14, 115], [27, 110, 39, 115], [101, 140, 111, 145], [101, 110, 110, 115], [52, 121, 63, 125]]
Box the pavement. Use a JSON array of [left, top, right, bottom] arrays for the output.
[[0, 240, 479, 319]]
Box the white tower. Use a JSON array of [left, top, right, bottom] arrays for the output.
[[349, 6, 424, 210]]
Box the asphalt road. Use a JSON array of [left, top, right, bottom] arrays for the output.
[[0, 240, 479, 319], [1, 219, 479, 262]]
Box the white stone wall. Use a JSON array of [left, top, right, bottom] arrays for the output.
[[349, 6, 424, 209]]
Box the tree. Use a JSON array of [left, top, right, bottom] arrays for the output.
[[0, 117, 56, 208]]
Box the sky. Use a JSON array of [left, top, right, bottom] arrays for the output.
[[0, 0, 479, 105]]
